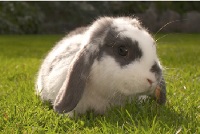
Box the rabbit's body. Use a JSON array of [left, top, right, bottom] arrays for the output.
[[36, 17, 166, 117]]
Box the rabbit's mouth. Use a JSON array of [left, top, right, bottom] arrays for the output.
[[136, 81, 159, 96]]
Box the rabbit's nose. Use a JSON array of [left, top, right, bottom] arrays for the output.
[[147, 78, 153, 85]]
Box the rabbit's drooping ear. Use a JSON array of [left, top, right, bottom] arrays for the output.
[[53, 46, 96, 113], [53, 17, 113, 113], [155, 77, 167, 105]]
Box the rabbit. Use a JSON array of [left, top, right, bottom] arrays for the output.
[[35, 16, 166, 117]]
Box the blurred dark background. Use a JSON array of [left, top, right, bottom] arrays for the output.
[[1, 1, 200, 34]]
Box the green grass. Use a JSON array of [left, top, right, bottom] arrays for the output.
[[0, 34, 199, 134]]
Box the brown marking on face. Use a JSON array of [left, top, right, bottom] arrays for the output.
[[155, 86, 161, 101]]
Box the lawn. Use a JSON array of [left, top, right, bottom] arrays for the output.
[[0, 34, 199, 134]]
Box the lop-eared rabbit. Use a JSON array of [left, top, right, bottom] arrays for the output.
[[36, 17, 166, 117]]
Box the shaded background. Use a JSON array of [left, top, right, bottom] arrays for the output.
[[0, 1, 200, 34]]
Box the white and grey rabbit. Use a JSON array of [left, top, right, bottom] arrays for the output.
[[36, 16, 166, 117]]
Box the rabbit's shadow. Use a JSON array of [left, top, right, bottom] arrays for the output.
[[71, 99, 190, 131], [43, 99, 190, 131]]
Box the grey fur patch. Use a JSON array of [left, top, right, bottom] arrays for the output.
[[150, 62, 162, 81], [98, 27, 143, 66], [151, 62, 161, 74], [89, 17, 113, 43]]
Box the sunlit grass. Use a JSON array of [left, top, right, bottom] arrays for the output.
[[0, 34, 199, 133]]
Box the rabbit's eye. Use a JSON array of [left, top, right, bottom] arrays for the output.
[[118, 46, 128, 56]]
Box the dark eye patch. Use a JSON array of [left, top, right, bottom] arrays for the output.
[[112, 38, 142, 66], [97, 27, 143, 67]]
